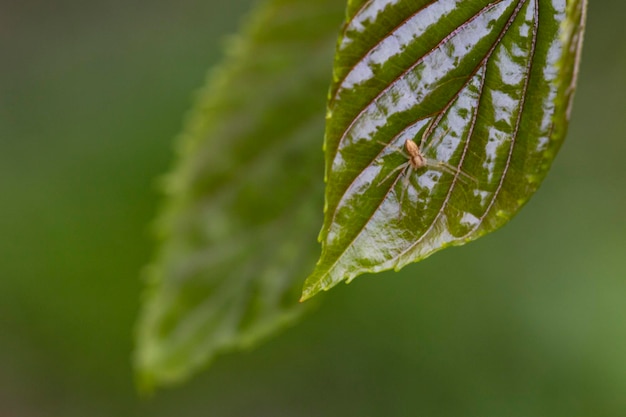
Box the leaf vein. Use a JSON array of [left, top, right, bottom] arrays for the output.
[[320, 0, 529, 280], [464, 0, 539, 238], [391, 0, 530, 262], [331, 0, 508, 160], [329, 0, 440, 107]]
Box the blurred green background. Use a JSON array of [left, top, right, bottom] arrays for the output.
[[1, 0, 625, 416]]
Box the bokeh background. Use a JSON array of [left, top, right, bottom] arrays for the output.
[[1, 0, 625, 416]]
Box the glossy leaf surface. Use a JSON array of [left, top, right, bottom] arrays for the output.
[[135, 0, 344, 387], [303, 0, 587, 300]]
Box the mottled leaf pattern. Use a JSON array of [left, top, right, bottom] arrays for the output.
[[303, 0, 587, 300], [135, 0, 345, 387]]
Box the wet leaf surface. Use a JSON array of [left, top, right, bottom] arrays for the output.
[[303, 0, 587, 300]]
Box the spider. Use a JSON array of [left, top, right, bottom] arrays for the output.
[[377, 129, 476, 203]]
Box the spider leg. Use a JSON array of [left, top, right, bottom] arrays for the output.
[[426, 159, 477, 184], [442, 162, 477, 184], [377, 140, 409, 158], [399, 168, 412, 207], [422, 126, 452, 149], [377, 161, 409, 187]]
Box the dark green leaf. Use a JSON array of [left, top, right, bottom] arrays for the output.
[[135, 0, 345, 388], [302, 0, 587, 300]]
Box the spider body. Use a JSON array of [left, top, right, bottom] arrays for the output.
[[377, 132, 476, 206], [405, 139, 426, 170]]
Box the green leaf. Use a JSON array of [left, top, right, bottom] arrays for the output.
[[135, 0, 345, 388], [302, 0, 587, 300]]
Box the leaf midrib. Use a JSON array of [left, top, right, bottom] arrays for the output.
[[398, 0, 538, 259], [325, 0, 512, 225], [318, 0, 535, 282]]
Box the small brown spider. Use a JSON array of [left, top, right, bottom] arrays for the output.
[[378, 134, 476, 202], [405, 138, 427, 170]]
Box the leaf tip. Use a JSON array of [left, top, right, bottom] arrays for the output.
[[299, 279, 322, 302], [300, 267, 334, 302]]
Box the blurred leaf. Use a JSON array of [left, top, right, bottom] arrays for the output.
[[302, 0, 587, 300], [135, 0, 345, 388]]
